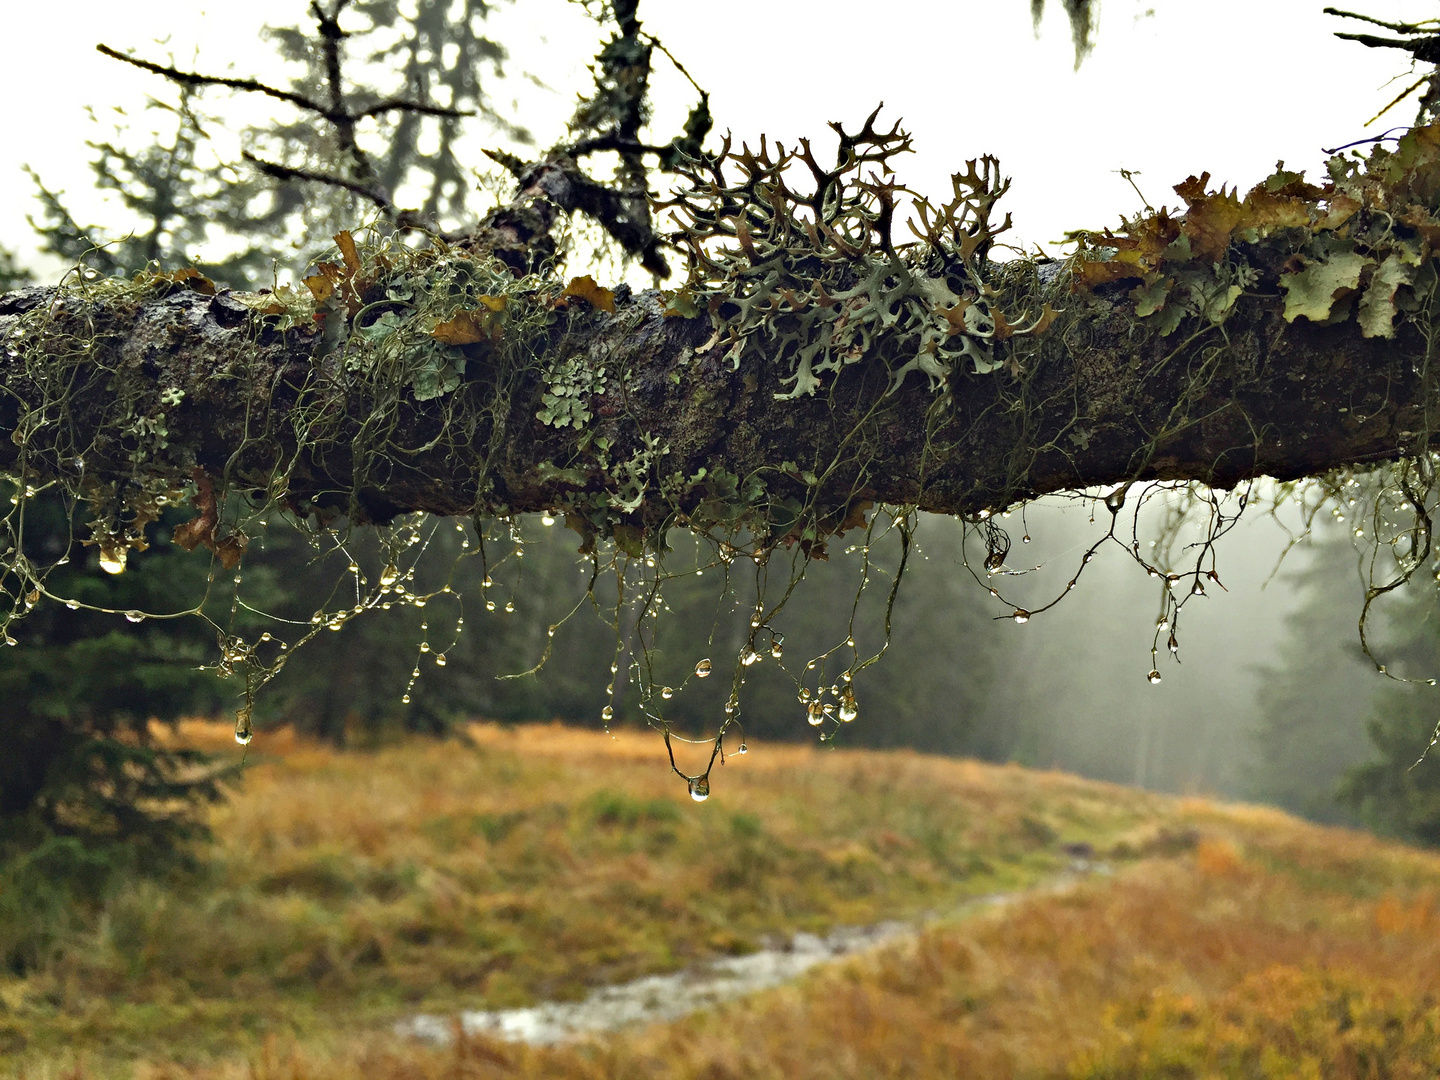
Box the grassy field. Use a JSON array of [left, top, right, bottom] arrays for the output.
[[6, 723, 1440, 1077]]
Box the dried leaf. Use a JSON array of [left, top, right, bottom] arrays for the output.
[[214, 533, 249, 571], [172, 469, 218, 552], [562, 275, 616, 312], [334, 230, 361, 276], [159, 267, 217, 295], [431, 302, 506, 345]]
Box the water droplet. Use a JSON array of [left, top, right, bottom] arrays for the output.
[[541, 513, 556, 526], [838, 694, 858, 723], [1157, 617, 1169, 631], [1167, 635, 1179, 654], [98, 547, 127, 575], [1147, 670, 1162, 685], [402, 694, 411, 704], [737, 743, 748, 755], [65, 599, 79, 610], [978, 508, 991, 520], [1104, 486, 1126, 514], [845, 636, 856, 648], [348, 561, 360, 573], [486, 600, 496, 611], [984, 551, 1005, 573], [124, 610, 144, 624], [807, 701, 825, 726], [771, 639, 784, 659], [660, 686, 674, 699], [547, 625, 557, 637], [435, 653, 446, 667], [234, 710, 253, 746], [504, 601, 515, 613], [689, 776, 710, 802], [327, 620, 343, 631], [695, 658, 712, 678], [1191, 581, 1205, 596], [380, 563, 399, 587], [420, 642, 431, 652], [601, 705, 613, 722], [741, 649, 759, 666], [1022, 534, 1031, 543], [413, 597, 427, 608], [1012, 609, 1030, 624], [412, 668, 421, 679]]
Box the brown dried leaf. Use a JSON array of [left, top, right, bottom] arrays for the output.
[[334, 230, 361, 276], [562, 275, 616, 312], [159, 267, 217, 295], [172, 469, 218, 552], [215, 533, 249, 571]]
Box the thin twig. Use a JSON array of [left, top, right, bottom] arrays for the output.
[[241, 152, 393, 212], [96, 45, 324, 113]]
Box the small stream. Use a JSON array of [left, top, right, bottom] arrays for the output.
[[393, 882, 1060, 1048]]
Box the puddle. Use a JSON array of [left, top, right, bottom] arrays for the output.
[[394, 890, 1028, 1048]]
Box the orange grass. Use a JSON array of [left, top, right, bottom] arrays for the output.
[[3, 722, 1170, 1074], [175, 803, 1440, 1080]]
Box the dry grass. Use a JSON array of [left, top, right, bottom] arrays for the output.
[[171, 801, 1440, 1080], [3, 722, 1171, 1075]]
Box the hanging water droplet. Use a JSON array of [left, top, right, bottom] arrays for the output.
[[737, 743, 748, 755], [234, 709, 253, 746], [838, 694, 858, 723], [807, 701, 825, 726], [798, 687, 812, 703], [380, 563, 399, 587], [327, 620, 343, 631], [504, 601, 515, 613], [689, 776, 710, 802], [845, 636, 856, 648], [420, 641, 430, 652], [434, 653, 446, 667], [65, 599, 79, 610], [660, 686, 674, 699], [412, 668, 421, 679], [1012, 609, 1030, 624], [1104, 486, 1126, 514], [695, 658, 712, 678], [413, 597, 427, 608], [1147, 670, 1162, 685], [541, 513, 556, 526], [547, 625, 557, 637], [1168, 635, 1179, 654], [402, 694, 411, 704], [1157, 617, 1169, 631], [1022, 534, 1031, 543], [348, 561, 360, 573], [771, 639, 784, 659], [98, 546, 127, 575], [984, 551, 1005, 574], [124, 610, 144, 624], [741, 649, 759, 666], [486, 600, 496, 611], [1192, 581, 1205, 596], [601, 705, 613, 722]]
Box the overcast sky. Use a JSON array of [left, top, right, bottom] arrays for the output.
[[1, 0, 1434, 277]]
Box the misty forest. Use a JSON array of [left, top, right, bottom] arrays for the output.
[[9, 0, 1440, 1074]]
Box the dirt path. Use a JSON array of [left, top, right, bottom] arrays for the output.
[[395, 864, 1104, 1048]]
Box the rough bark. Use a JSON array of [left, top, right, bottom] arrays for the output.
[[0, 263, 1426, 534]]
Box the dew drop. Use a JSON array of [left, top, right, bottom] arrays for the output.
[[838, 696, 858, 723], [547, 625, 557, 637], [1012, 609, 1030, 624], [660, 686, 674, 699], [486, 600, 496, 611], [435, 653, 446, 667], [736, 743, 748, 755], [1147, 670, 1162, 685], [695, 658, 712, 678], [601, 705, 613, 722], [807, 701, 825, 726], [741, 649, 760, 666], [327, 620, 343, 631], [98, 547, 127, 575], [402, 694, 411, 704], [420, 642, 431, 652], [380, 563, 399, 587], [771, 639, 784, 659], [1022, 534, 1031, 543], [689, 776, 710, 802], [234, 710, 253, 746], [845, 636, 856, 648], [348, 561, 359, 573], [65, 599, 79, 610], [124, 610, 144, 624], [541, 513, 556, 526], [504, 601, 515, 613]]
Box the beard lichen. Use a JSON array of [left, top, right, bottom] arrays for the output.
[[12, 118, 1440, 794]]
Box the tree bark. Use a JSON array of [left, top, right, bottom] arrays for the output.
[[0, 265, 1427, 541]]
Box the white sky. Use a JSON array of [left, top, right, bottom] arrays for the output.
[[1, 0, 1435, 279]]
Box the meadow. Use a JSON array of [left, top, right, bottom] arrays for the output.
[[6, 722, 1440, 1078]]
